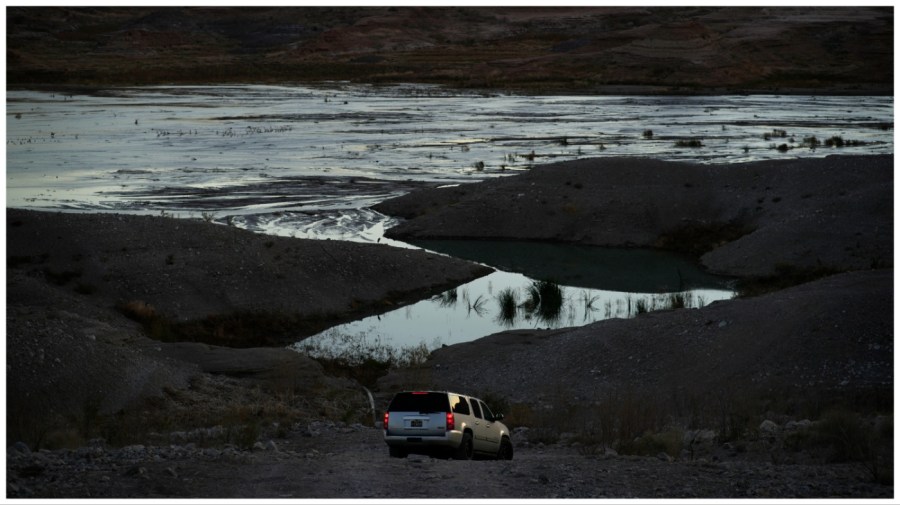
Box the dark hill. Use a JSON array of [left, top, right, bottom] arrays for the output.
[[6, 7, 893, 94]]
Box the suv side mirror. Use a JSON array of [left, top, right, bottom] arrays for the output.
[[492, 413, 504, 422]]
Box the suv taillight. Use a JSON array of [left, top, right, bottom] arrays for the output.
[[383, 411, 389, 431], [446, 412, 455, 431]]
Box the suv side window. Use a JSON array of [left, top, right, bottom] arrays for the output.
[[471, 398, 483, 419], [480, 401, 494, 421], [450, 394, 470, 415]]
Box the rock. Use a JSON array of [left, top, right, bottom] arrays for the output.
[[656, 452, 673, 462], [759, 420, 779, 434], [252, 442, 266, 451], [10, 441, 31, 456], [785, 420, 812, 431], [265, 440, 278, 452], [124, 465, 147, 477]]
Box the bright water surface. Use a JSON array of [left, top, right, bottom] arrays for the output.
[[7, 84, 892, 356]]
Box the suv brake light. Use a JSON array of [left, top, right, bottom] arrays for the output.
[[383, 411, 389, 431], [446, 412, 455, 431]]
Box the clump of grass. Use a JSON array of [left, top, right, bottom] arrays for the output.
[[296, 329, 432, 388], [118, 301, 340, 347], [642, 129, 653, 139], [434, 288, 458, 308], [496, 288, 518, 323], [635, 298, 650, 314], [523, 280, 564, 323], [43, 268, 82, 286], [668, 292, 687, 309], [802, 136, 820, 149], [803, 410, 894, 484], [763, 129, 788, 140], [824, 136, 865, 148], [674, 139, 703, 148], [616, 429, 684, 459], [464, 292, 488, 316]]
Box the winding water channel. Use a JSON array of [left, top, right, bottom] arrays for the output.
[[7, 84, 893, 356]]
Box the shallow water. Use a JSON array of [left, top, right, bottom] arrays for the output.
[[294, 243, 735, 358], [7, 84, 893, 243], [6, 84, 890, 356]]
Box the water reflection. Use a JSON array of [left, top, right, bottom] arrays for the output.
[[295, 269, 734, 361], [408, 239, 732, 292]]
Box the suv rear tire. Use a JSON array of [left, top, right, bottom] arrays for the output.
[[453, 432, 474, 460]]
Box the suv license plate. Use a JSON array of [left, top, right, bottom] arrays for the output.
[[411, 420, 423, 427]]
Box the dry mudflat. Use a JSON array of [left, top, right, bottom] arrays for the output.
[[6, 154, 894, 499]]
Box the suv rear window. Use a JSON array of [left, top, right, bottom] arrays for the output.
[[388, 392, 450, 413], [450, 394, 470, 415]]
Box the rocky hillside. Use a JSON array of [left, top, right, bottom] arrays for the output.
[[6, 6, 893, 93]]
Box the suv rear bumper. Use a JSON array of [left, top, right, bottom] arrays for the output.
[[384, 430, 462, 449]]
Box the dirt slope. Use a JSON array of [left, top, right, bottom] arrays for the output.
[[6, 209, 490, 445], [375, 154, 893, 277]]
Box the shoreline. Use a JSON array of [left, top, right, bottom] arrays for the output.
[[6, 81, 894, 97]]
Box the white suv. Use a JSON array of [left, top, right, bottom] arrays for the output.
[[383, 391, 513, 460]]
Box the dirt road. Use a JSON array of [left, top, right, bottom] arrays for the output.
[[7, 422, 891, 499]]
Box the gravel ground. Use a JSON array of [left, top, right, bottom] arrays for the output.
[[7, 421, 892, 499]]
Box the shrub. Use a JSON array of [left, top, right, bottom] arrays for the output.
[[496, 288, 518, 323], [523, 280, 564, 323], [825, 135, 845, 147], [668, 292, 687, 309], [616, 429, 684, 459], [43, 268, 82, 286], [674, 139, 703, 148], [802, 136, 820, 149]]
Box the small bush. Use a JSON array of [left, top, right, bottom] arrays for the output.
[[825, 135, 845, 147], [43, 268, 82, 286], [668, 292, 686, 309], [496, 288, 518, 322], [642, 129, 653, 139], [617, 429, 684, 459], [74, 283, 97, 295], [523, 280, 564, 323], [815, 410, 871, 462], [674, 139, 703, 148]]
